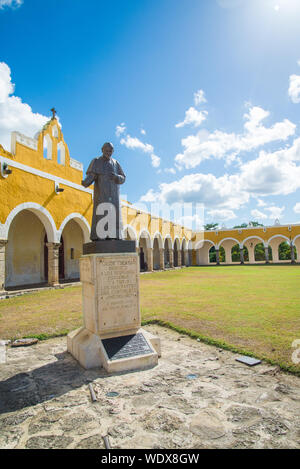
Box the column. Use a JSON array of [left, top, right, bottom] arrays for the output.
[[47, 242, 61, 286], [216, 249, 220, 265], [248, 246, 255, 264], [224, 246, 232, 264], [146, 247, 153, 271], [177, 251, 182, 267], [291, 244, 296, 264], [240, 247, 244, 265], [169, 249, 174, 268], [159, 248, 165, 270], [264, 246, 269, 264], [0, 240, 8, 293], [184, 250, 189, 266]]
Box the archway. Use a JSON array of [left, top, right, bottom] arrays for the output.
[[195, 240, 215, 265], [164, 237, 172, 268], [138, 230, 151, 271], [60, 218, 85, 281], [173, 238, 180, 267], [6, 210, 48, 288]]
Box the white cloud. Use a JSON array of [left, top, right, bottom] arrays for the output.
[[175, 105, 296, 169], [240, 138, 300, 196], [140, 172, 249, 211], [293, 203, 300, 214], [256, 198, 267, 207], [265, 206, 285, 220], [164, 167, 176, 174], [141, 128, 146, 135], [251, 209, 268, 220], [175, 107, 208, 129], [118, 132, 161, 168], [115, 123, 126, 137], [288, 74, 300, 103], [207, 209, 237, 221], [0, 62, 49, 151], [120, 134, 154, 153], [0, 0, 23, 9], [194, 89, 207, 106]]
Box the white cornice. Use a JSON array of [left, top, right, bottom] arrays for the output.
[[0, 155, 93, 196]]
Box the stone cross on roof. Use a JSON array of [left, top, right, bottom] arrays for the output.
[[50, 108, 57, 120]]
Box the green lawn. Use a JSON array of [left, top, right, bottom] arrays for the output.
[[0, 265, 299, 373]]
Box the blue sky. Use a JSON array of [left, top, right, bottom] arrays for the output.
[[1, 0, 300, 228]]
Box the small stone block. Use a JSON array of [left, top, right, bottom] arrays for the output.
[[235, 356, 261, 366]]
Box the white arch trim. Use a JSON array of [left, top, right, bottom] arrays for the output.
[[217, 237, 240, 249], [293, 234, 300, 244], [122, 224, 138, 246], [3, 202, 57, 243], [164, 234, 173, 249], [181, 237, 188, 251], [268, 234, 290, 245], [242, 235, 267, 248], [173, 236, 180, 250], [139, 229, 152, 248], [58, 213, 91, 244], [153, 231, 163, 249], [195, 239, 215, 250]]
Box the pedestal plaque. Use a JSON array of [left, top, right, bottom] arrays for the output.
[[67, 248, 160, 373]]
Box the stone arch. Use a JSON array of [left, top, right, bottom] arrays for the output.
[[181, 238, 187, 266], [58, 213, 90, 244], [138, 229, 151, 271], [122, 225, 138, 246], [241, 235, 267, 263], [268, 234, 291, 263], [195, 239, 215, 265], [173, 237, 180, 267], [218, 237, 240, 264], [4, 203, 57, 243], [164, 235, 172, 268], [6, 210, 50, 288]]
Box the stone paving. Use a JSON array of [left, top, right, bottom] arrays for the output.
[[0, 325, 299, 449]]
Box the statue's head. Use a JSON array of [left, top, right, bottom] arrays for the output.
[[102, 142, 114, 160]]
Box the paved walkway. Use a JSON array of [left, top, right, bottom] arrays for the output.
[[0, 325, 299, 449]]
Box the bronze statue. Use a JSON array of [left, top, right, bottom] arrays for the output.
[[82, 142, 126, 241]]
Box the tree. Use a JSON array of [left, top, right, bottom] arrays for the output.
[[204, 223, 219, 231]]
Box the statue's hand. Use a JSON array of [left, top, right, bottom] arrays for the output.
[[109, 172, 116, 181]]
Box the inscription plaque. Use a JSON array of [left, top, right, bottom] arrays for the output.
[[102, 333, 153, 361], [96, 255, 139, 331]]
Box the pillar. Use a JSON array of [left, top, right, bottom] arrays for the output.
[[223, 246, 232, 264], [240, 247, 244, 265], [159, 248, 164, 270], [0, 240, 8, 293], [264, 246, 269, 264], [169, 249, 174, 268], [47, 242, 61, 286], [146, 247, 153, 271], [216, 249, 220, 265], [177, 251, 182, 267], [291, 244, 296, 264], [247, 245, 255, 264]]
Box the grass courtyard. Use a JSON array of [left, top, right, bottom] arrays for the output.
[[0, 265, 300, 374]]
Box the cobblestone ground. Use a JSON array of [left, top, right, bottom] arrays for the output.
[[0, 325, 299, 449]]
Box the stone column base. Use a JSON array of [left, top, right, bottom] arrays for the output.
[[68, 327, 160, 373]]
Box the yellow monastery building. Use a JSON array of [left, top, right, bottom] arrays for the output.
[[0, 117, 300, 292]]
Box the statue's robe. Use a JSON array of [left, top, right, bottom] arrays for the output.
[[82, 156, 125, 241]]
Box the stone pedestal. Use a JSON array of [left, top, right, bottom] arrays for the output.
[[68, 246, 160, 373]]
